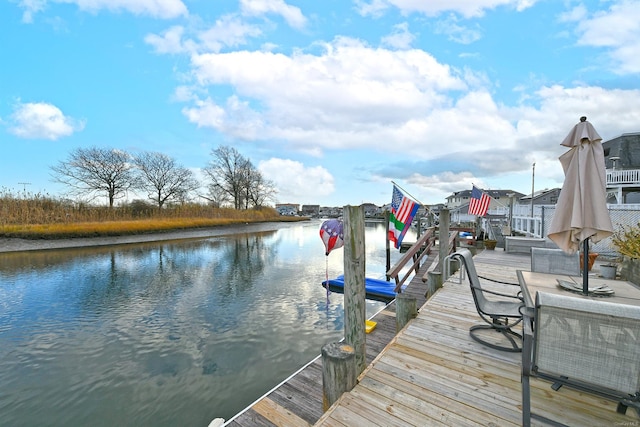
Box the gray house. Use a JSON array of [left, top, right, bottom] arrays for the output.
[[602, 132, 640, 203]]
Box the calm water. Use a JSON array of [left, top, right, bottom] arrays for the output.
[[0, 220, 410, 427]]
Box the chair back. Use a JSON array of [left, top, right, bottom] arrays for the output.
[[450, 249, 489, 312], [530, 247, 580, 275], [534, 292, 640, 396]]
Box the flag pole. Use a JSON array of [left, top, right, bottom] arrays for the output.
[[385, 210, 391, 280]]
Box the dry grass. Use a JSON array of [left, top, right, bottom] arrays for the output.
[[0, 189, 304, 239]]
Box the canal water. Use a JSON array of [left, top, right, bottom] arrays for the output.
[[0, 219, 413, 427]]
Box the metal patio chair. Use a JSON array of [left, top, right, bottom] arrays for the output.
[[446, 248, 525, 352], [522, 292, 640, 426]]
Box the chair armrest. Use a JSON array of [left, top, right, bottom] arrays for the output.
[[470, 285, 524, 301]]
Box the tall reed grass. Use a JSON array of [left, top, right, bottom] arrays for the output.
[[0, 188, 301, 239]]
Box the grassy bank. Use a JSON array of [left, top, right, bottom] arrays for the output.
[[0, 189, 306, 239]]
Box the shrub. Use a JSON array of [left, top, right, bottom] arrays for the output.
[[612, 223, 640, 259]]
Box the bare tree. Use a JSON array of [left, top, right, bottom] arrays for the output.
[[204, 146, 252, 209], [203, 146, 276, 209], [245, 168, 277, 208], [201, 183, 231, 208], [50, 147, 136, 207], [134, 151, 200, 209]]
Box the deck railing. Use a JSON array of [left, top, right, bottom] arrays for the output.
[[387, 227, 435, 292], [606, 169, 640, 185], [387, 227, 460, 293]]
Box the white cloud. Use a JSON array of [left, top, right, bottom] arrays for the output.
[[354, 0, 388, 18], [356, 0, 537, 19], [258, 158, 334, 201], [182, 96, 265, 140], [175, 34, 640, 199], [18, 0, 187, 22], [145, 26, 189, 54], [198, 15, 263, 53], [145, 16, 262, 55], [434, 14, 482, 44], [18, 0, 47, 23], [572, 0, 640, 74], [407, 171, 482, 197], [7, 102, 85, 140], [557, 4, 587, 23], [185, 37, 468, 152], [240, 0, 307, 30], [381, 22, 415, 49]]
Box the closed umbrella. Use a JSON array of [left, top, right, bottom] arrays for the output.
[[547, 116, 614, 294]]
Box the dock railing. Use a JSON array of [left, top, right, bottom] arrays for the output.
[[387, 227, 435, 292], [387, 221, 460, 293]]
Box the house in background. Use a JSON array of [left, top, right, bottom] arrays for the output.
[[446, 189, 525, 225], [361, 203, 381, 217], [275, 203, 299, 215], [301, 205, 320, 217], [518, 188, 561, 207], [603, 132, 640, 204], [446, 189, 524, 211]]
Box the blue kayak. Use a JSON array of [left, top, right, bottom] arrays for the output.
[[321, 275, 406, 302]]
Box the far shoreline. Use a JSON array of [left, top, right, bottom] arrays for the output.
[[0, 221, 314, 254]]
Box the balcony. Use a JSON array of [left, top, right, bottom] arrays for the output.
[[606, 169, 640, 186], [606, 169, 640, 204]]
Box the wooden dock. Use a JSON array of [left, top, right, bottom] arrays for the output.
[[224, 251, 436, 427], [225, 249, 639, 426]]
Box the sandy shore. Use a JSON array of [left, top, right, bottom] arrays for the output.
[[0, 222, 292, 253]]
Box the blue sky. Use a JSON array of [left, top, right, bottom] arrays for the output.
[[1, 0, 639, 208]]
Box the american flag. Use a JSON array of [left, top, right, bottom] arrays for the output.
[[468, 186, 491, 217], [388, 185, 419, 249]]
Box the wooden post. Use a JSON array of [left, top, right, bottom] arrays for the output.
[[396, 293, 417, 332], [343, 205, 366, 374], [437, 208, 450, 272], [321, 342, 356, 411], [426, 271, 443, 299]]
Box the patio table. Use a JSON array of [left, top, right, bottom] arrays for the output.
[[517, 270, 640, 312]]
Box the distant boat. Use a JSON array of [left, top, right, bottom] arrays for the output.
[[321, 275, 406, 302]]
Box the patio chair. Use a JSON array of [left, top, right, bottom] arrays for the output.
[[522, 292, 640, 426], [530, 247, 580, 275], [446, 249, 525, 352]]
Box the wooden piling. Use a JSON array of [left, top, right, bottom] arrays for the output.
[[396, 293, 417, 332], [321, 342, 356, 411], [343, 205, 366, 374], [437, 208, 450, 273], [426, 271, 443, 299]]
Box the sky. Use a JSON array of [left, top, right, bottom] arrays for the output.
[[1, 0, 639, 208]]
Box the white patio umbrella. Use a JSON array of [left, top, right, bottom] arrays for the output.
[[547, 117, 614, 294]]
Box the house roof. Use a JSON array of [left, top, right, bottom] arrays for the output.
[[446, 189, 525, 199]]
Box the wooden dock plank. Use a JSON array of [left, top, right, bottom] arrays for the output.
[[226, 248, 640, 427], [359, 372, 508, 427], [225, 254, 435, 427], [252, 397, 312, 427], [356, 376, 487, 427]]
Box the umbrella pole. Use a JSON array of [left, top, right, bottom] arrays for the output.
[[583, 238, 589, 295]]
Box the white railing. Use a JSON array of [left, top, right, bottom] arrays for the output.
[[606, 169, 640, 186]]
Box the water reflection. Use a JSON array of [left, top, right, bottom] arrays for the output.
[[0, 220, 411, 426]]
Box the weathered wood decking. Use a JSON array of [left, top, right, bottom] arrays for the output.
[[224, 252, 436, 427], [225, 249, 640, 426]]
